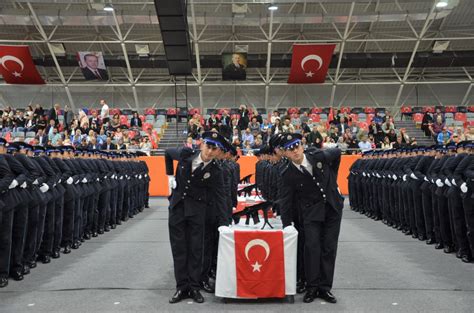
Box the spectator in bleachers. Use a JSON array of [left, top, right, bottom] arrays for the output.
[[86, 129, 96, 143], [409, 137, 417, 146], [35, 128, 48, 146], [251, 137, 263, 149], [358, 135, 372, 152], [291, 114, 301, 128], [261, 119, 271, 132], [336, 137, 348, 153], [25, 112, 36, 133], [248, 116, 260, 134], [100, 99, 110, 125], [300, 111, 310, 125], [430, 115, 445, 138], [399, 128, 411, 144], [238, 104, 250, 131], [270, 110, 280, 124], [437, 126, 451, 145], [262, 127, 272, 145], [50, 127, 61, 145], [87, 137, 100, 150], [128, 138, 140, 152], [323, 136, 337, 149], [116, 138, 126, 150], [63, 105, 74, 130], [110, 113, 121, 130], [63, 134, 72, 146], [282, 117, 295, 133], [381, 136, 393, 150], [454, 127, 466, 141], [140, 137, 152, 155], [241, 128, 255, 146], [207, 113, 219, 130], [433, 108, 445, 123], [219, 110, 231, 138], [466, 126, 474, 140], [33, 104, 44, 118], [122, 129, 131, 145], [421, 111, 433, 136], [113, 127, 123, 142], [88, 109, 100, 128], [130, 112, 142, 129], [337, 116, 350, 135], [25, 105, 34, 117], [329, 126, 340, 143], [45, 119, 56, 138], [48, 103, 61, 125], [232, 137, 242, 149], [253, 110, 263, 124], [188, 115, 202, 139], [368, 120, 383, 143], [271, 118, 283, 134], [381, 119, 395, 135], [386, 128, 397, 143], [145, 127, 159, 149]]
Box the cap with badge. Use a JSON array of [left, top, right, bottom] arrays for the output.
[[201, 131, 227, 150], [279, 133, 303, 150], [18, 142, 33, 152], [6, 142, 20, 153], [33, 146, 45, 155]]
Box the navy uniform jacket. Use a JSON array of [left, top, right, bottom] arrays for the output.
[[279, 148, 344, 227], [165, 147, 228, 226]]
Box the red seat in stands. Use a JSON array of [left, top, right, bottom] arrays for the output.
[[401, 106, 412, 114], [167, 108, 177, 116], [364, 107, 375, 114], [311, 107, 323, 114], [110, 108, 121, 116], [423, 106, 435, 113], [468, 106, 474, 113], [340, 107, 351, 114], [413, 113, 423, 123], [144, 108, 155, 115], [454, 112, 467, 122], [445, 106, 456, 113], [358, 122, 368, 130], [310, 114, 320, 123]]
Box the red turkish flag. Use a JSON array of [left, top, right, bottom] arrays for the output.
[[0, 45, 45, 84], [288, 44, 336, 84], [234, 230, 285, 298]]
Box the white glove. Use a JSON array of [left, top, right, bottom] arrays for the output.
[[460, 183, 468, 193], [145, 174, 148, 178], [96, 178, 100, 182], [167, 175, 177, 190], [8, 179, 18, 189], [67, 177, 73, 185], [232, 207, 237, 211], [393, 175, 397, 181], [424, 177, 428, 182], [40, 183, 49, 193], [403, 175, 407, 181], [33, 179, 39, 185], [20, 182, 27, 189], [436, 179, 444, 187], [58, 179, 61, 184], [362, 172, 366, 177], [82, 178, 87, 183], [376, 173, 381, 178], [104, 175, 108, 179], [410, 173, 418, 180], [218, 225, 232, 233], [120, 176, 124, 180], [444, 178, 451, 187], [139, 175, 142, 179], [283, 225, 297, 233], [451, 179, 457, 186]]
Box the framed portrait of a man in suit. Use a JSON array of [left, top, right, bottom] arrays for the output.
[[222, 52, 247, 81], [77, 51, 109, 81]]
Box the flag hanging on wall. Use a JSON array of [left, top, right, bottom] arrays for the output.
[[0, 45, 45, 84], [287, 44, 336, 84]]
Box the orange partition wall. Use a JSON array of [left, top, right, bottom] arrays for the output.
[[140, 154, 360, 197]]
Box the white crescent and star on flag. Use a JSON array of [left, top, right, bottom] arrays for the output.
[[244, 239, 270, 272], [300, 54, 323, 78], [0, 55, 25, 78]]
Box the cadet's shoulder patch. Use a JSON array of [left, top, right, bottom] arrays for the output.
[[279, 163, 290, 175]]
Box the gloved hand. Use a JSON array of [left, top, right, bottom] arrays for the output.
[[58, 179, 61, 184], [144, 174, 148, 178], [8, 179, 18, 189], [393, 175, 398, 181], [436, 179, 444, 187], [167, 175, 177, 195], [232, 207, 237, 211], [424, 176, 429, 182], [410, 173, 418, 180], [403, 175, 407, 181], [33, 179, 39, 185], [139, 175, 142, 179], [104, 175, 108, 179], [460, 183, 468, 193], [376, 173, 381, 178], [82, 178, 88, 183], [284, 225, 297, 233], [362, 172, 366, 177], [120, 176, 123, 180], [67, 177, 74, 185], [451, 179, 457, 186], [218, 225, 232, 233], [20, 182, 27, 188], [444, 178, 451, 187], [40, 183, 49, 193]]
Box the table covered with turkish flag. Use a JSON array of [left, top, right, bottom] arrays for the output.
[[215, 219, 298, 300]]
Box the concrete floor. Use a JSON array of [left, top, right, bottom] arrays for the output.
[[1, 198, 473, 313]]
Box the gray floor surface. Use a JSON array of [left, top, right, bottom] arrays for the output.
[[1, 198, 473, 313]]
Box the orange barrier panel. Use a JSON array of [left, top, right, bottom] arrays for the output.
[[140, 154, 360, 197]]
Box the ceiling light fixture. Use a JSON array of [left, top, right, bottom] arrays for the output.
[[104, 4, 114, 12], [436, 1, 448, 8], [268, 4, 278, 11]]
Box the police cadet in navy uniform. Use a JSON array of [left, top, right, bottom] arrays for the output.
[[278, 133, 344, 304], [165, 131, 229, 304]]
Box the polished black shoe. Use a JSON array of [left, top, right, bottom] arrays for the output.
[[0, 277, 8, 288], [296, 283, 306, 294], [116, 220, 122, 225], [426, 238, 436, 245], [37, 255, 51, 264], [461, 255, 472, 263], [104, 226, 111, 232], [98, 229, 104, 235], [10, 271, 24, 281], [317, 290, 337, 303], [418, 235, 426, 241], [208, 269, 216, 280], [22, 265, 30, 275], [200, 280, 215, 293], [83, 233, 91, 240], [28, 261, 37, 269], [71, 242, 80, 249], [92, 232, 99, 237], [411, 232, 418, 239], [52, 250, 61, 259], [169, 289, 189, 304], [435, 243, 444, 250], [189, 289, 204, 303], [303, 289, 317, 303], [111, 224, 117, 230], [443, 246, 454, 254], [63, 246, 72, 254], [80, 237, 85, 243]]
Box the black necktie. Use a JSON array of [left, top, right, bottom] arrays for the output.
[[193, 162, 204, 173], [300, 165, 312, 177]]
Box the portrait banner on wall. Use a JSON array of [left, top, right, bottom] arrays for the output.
[[77, 51, 109, 81], [222, 52, 247, 81]]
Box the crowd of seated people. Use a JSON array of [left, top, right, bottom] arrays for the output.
[[182, 104, 435, 156], [0, 100, 162, 155]]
